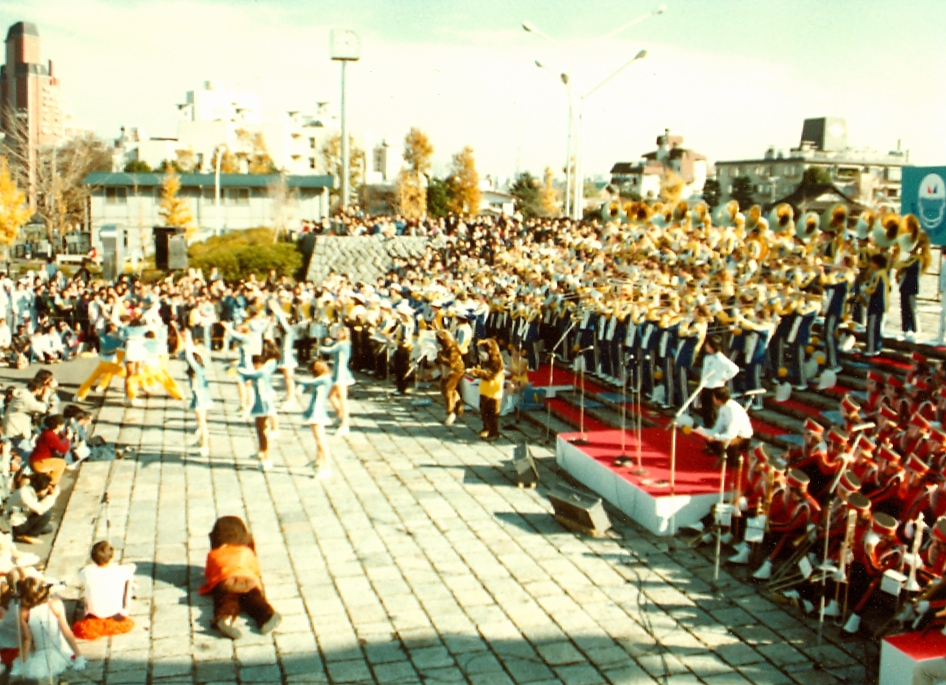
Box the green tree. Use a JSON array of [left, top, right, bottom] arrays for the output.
[[158, 170, 195, 238], [800, 166, 832, 187], [730, 175, 755, 210], [510, 171, 541, 218], [446, 146, 481, 216], [0, 156, 31, 253], [427, 176, 450, 218], [124, 159, 152, 173], [701, 178, 720, 210]]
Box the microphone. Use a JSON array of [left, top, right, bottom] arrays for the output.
[[577, 346, 595, 353]]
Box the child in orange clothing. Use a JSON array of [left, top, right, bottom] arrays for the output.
[[199, 516, 280, 640]]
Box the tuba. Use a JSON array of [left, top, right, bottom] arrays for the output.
[[745, 204, 763, 231], [855, 209, 876, 240], [872, 211, 901, 248], [713, 199, 742, 228], [897, 213, 921, 253], [795, 211, 821, 242], [768, 203, 795, 235], [821, 203, 849, 233]]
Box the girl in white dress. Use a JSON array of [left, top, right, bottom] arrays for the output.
[[10, 576, 86, 680]]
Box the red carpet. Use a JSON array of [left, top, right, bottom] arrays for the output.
[[820, 383, 857, 397], [528, 364, 609, 395], [559, 427, 721, 497], [546, 398, 611, 432], [851, 353, 911, 373], [885, 630, 946, 659]]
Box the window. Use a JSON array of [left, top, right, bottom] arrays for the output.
[[105, 187, 127, 205], [202, 187, 215, 201], [225, 187, 250, 206], [887, 167, 902, 181]]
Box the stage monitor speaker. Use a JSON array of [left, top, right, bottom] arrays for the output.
[[513, 441, 539, 489], [546, 484, 611, 537]]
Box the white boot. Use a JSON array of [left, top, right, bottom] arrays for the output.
[[445, 412, 456, 426], [728, 547, 750, 565], [719, 532, 733, 545], [802, 600, 814, 614], [684, 521, 705, 534], [783, 589, 800, 600], [842, 613, 861, 634], [752, 559, 773, 580], [823, 599, 840, 618]]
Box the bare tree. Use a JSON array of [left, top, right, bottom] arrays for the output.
[[268, 173, 297, 243]]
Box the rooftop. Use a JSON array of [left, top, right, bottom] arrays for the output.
[[82, 172, 334, 189], [6, 21, 39, 40]]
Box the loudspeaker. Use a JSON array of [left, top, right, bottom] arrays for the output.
[[513, 441, 539, 489], [546, 484, 611, 537], [168, 235, 188, 270]]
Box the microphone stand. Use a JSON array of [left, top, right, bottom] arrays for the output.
[[634, 352, 646, 475], [570, 346, 595, 446], [616, 351, 631, 467], [669, 378, 708, 547], [546, 320, 577, 445]]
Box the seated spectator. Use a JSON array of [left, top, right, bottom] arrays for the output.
[[71, 541, 136, 640], [29, 414, 70, 487], [2, 379, 49, 458], [3, 472, 58, 545]]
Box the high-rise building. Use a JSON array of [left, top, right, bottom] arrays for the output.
[[0, 21, 65, 207]]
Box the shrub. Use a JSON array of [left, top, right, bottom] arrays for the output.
[[188, 228, 302, 281]]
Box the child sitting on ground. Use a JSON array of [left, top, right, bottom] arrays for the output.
[[71, 540, 136, 640], [199, 516, 280, 640]]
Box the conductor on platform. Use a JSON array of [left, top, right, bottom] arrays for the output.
[[696, 386, 754, 464], [699, 335, 739, 428]]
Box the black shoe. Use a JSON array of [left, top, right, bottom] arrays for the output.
[[40, 526, 54, 535]]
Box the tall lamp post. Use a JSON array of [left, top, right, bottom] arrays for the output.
[[214, 143, 228, 237], [523, 6, 664, 220], [330, 29, 361, 211]]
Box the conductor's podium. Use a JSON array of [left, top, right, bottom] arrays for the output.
[[881, 630, 946, 685]]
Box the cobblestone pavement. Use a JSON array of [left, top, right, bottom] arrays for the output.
[[44, 357, 878, 685]]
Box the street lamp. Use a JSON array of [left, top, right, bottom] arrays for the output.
[[330, 29, 362, 211], [214, 143, 228, 237], [523, 6, 664, 220], [573, 49, 648, 219]]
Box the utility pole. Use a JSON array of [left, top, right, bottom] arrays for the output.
[[330, 29, 361, 211]]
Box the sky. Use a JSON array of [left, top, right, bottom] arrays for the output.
[[3, 0, 945, 181]]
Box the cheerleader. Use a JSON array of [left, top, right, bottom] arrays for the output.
[[270, 297, 299, 410], [298, 360, 334, 479], [120, 315, 149, 407], [221, 321, 252, 418], [182, 329, 213, 457], [238, 353, 279, 471], [320, 327, 355, 437]]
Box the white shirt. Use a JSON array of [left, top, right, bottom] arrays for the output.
[[701, 352, 740, 389], [703, 399, 754, 443], [78, 563, 136, 618]]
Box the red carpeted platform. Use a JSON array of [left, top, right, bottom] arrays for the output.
[[881, 630, 946, 685], [528, 364, 609, 395], [556, 427, 724, 535]]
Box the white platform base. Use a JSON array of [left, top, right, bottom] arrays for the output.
[[881, 631, 946, 685], [555, 436, 719, 536]]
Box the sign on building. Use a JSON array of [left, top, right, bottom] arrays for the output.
[[902, 166, 946, 246]]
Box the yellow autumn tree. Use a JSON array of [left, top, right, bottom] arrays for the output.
[[539, 166, 559, 217], [0, 156, 31, 252], [158, 170, 195, 238], [397, 128, 434, 219], [660, 170, 685, 205], [446, 146, 481, 216]]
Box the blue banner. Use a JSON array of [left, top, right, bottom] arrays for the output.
[[902, 166, 946, 246]]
